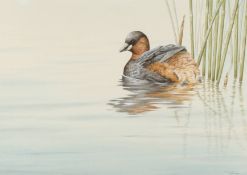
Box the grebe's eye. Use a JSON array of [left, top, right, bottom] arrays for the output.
[[130, 39, 136, 45]]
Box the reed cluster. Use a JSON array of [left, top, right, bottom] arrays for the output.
[[166, 0, 247, 85]]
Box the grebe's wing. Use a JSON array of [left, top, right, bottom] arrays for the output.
[[137, 44, 187, 66]]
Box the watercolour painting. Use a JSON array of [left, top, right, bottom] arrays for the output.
[[0, 0, 247, 175]]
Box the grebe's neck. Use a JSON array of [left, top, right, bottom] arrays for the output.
[[129, 36, 150, 60], [130, 53, 141, 60]]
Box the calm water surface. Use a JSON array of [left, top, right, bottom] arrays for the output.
[[0, 1, 246, 175], [0, 45, 246, 175]]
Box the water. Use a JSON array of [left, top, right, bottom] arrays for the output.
[[1, 53, 246, 175], [0, 0, 246, 175]]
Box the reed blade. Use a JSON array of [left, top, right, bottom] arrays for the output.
[[233, 8, 239, 79], [202, 0, 209, 77], [216, 1, 226, 79], [217, 0, 240, 84], [239, 0, 247, 82], [207, 0, 213, 79], [189, 0, 195, 58], [197, 0, 225, 66], [172, 0, 180, 37], [165, 0, 178, 44], [178, 15, 185, 45], [212, 0, 221, 81]]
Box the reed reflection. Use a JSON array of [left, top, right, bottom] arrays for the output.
[[109, 79, 247, 154], [196, 81, 247, 152]]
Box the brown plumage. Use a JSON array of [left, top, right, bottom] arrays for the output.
[[147, 51, 200, 84], [120, 31, 201, 84]]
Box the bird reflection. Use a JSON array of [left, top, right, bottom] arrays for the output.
[[109, 78, 198, 115], [109, 78, 247, 153]]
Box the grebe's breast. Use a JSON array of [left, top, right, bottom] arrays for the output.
[[123, 45, 187, 83], [123, 59, 170, 83], [123, 60, 142, 78]]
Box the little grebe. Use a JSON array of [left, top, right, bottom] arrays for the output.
[[120, 31, 200, 84]]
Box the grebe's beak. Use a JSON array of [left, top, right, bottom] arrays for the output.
[[119, 43, 132, 52]]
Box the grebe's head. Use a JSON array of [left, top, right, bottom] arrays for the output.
[[120, 31, 150, 56]]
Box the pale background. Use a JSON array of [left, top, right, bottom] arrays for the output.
[[0, 1, 246, 175]]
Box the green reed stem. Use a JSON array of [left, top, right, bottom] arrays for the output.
[[165, 0, 178, 44], [197, 0, 224, 66], [239, 0, 247, 82], [172, 0, 180, 37], [216, 0, 226, 79], [189, 0, 195, 58], [208, 0, 213, 79], [217, 0, 239, 85], [178, 15, 185, 45], [212, 0, 220, 81], [202, 0, 209, 76], [233, 8, 239, 79], [224, 0, 235, 79]]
